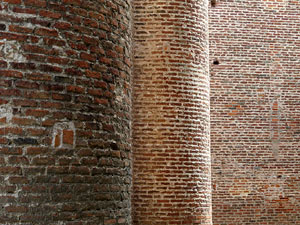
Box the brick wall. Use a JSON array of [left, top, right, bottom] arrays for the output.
[[1, 0, 298, 224], [210, 0, 300, 224], [132, 0, 212, 224], [0, 0, 132, 224]]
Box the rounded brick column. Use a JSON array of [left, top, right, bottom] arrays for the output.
[[132, 0, 212, 224], [0, 0, 131, 224]]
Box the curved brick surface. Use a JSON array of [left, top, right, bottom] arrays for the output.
[[0, 0, 132, 224], [132, 0, 212, 224], [210, 0, 300, 224]]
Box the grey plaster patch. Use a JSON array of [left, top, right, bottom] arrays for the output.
[[271, 139, 280, 158], [0, 104, 13, 126], [270, 99, 281, 159], [0, 40, 26, 62]]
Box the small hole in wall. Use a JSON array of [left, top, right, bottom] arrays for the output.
[[211, 0, 217, 7], [213, 59, 219, 65]]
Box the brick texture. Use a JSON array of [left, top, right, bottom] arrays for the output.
[[132, 0, 212, 224], [0, 0, 132, 224], [210, 0, 300, 224]]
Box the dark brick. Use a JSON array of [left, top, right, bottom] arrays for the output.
[[13, 138, 38, 145]]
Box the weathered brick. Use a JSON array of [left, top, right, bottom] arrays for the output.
[[39, 64, 62, 73], [88, 89, 103, 97], [25, 109, 49, 117], [43, 38, 66, 46], [9, 176, 29, 184], [74, 60, 89, 69], [54, 22, 72, 30], [0, 88, 21, 96], [5, 206, 28, 213], [32, 157, 55, 165], [86, 70, 101, 79], [12, 117, 36, 126], [0, 167, 21, 175], [104, 219, 116, 225], [66, 85, 84, 94], [94, 98, 108, 105], [23, 45, 56, 55], [80, 52, 96, 62], [8, 156, 30, 165], [12, 7, 36, 15], [47, 56, 69, 65], [40, 101, 63, 109], [27, 128, 46, 136], [13, 99, 38, 107], [26, 72, 51, 81], [9, 25, 33, 34], [26, 147, 48, 155], [52, 93, 72, 102], [24, 91, 49, 100], [0, 147, 22, 155], [24, 0, 46, 7], [11, 62, 36, 70], [0, 70, 23, 78], [3, 0, 22, 4], [35, 28, 58, 37], [39, 10, 62, 19]]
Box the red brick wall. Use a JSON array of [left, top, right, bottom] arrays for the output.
[[209, 0, 300, 224], [132, 0, 212, 224], [0, 0, 132, 224]]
